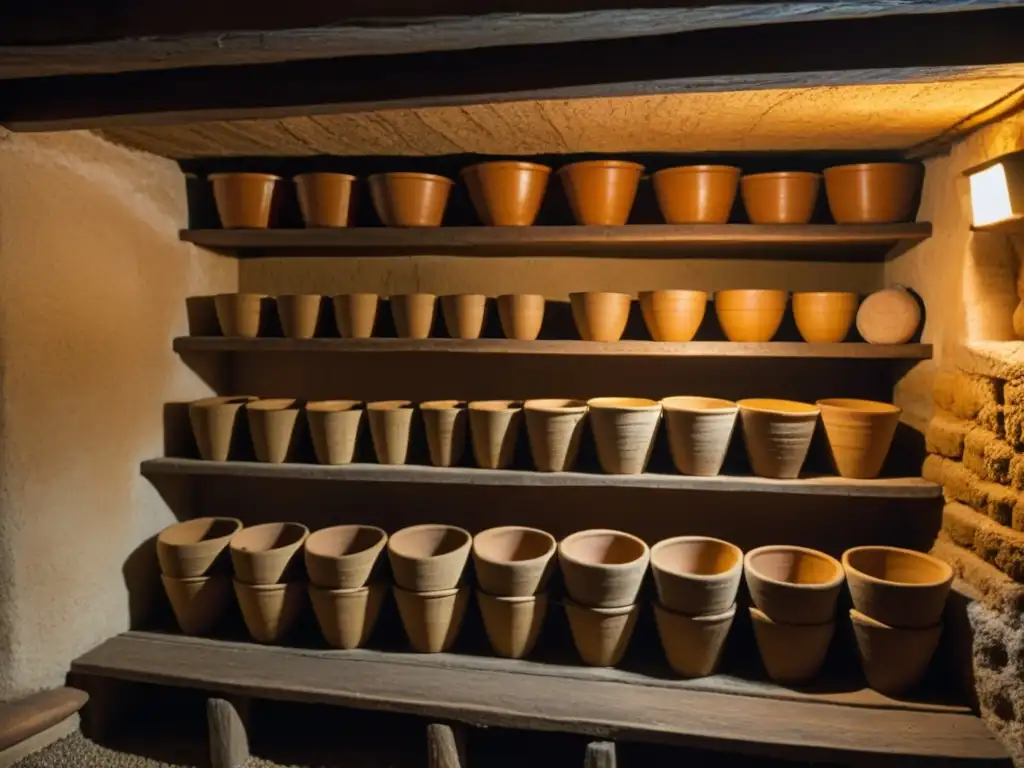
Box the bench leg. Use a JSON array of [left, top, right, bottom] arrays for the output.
[[207, 696, 250, 768], [427, 722, 467, 768], [584, 740, 617, 768]]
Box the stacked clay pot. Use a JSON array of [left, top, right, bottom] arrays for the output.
[[473, 526, 556, 659], [558, 529, 650, 666], [157, 517, 242, 636], [651, 537, 742, 677], [229, 522, 309, 643], [388, 524, 472, 653], [744, 545, 845, 685], [305, 525, 388, 649], [842, 546, 952, 696], [737, 399, 819, 479]]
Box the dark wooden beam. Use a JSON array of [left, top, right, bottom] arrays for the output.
[[1, 8, 1022, 131]]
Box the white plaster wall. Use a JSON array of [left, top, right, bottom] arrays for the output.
[[0, 130, 236, 698]]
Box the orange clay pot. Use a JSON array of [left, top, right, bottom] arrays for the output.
[[823, 163, 922, 224], [738, 398, 819, 479], [462, 161, 551, 226], [333, 293, 379, 339], [497, 294, 545, 340], [714, 290, 787, 342], [816, 398, 901, 479], [640, 290, 707, 342], [369, 172, 453, 227], [652, 165, 740, 224], [792, 292, 857, 344], [209, 173, 280, 229], [570, 292, 631, 342], [558, 160, 644, 225], [294, 173, 356, 227], [741, 172, 820, 224]]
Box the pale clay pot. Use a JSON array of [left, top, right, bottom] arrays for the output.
[[214, 293, 265, 338], [497, 294, 545, 340], [309, 583, 386, 650], [234, 580, 305, 644], [306, 400, 364, 466], [229, 522, 310, 585], [654, 603, 735, 678], [390, 293, 437, 339], [587, 397, 662, 475], [478, 591, 548, 659], [387, 524, 472, 592], [849, 609, 942, 696], [472, 526, 557, 597], [304, 524, 388, 590], [156, 517, 243, 578], [842, 546, 953, 629], [817, 398, 901, 480], [639, 290, 708, 342], [523, 399, 588, 472], [420, 401, 468, 468], [440, 294, 488, 340], [750, 607, 835, 685], [161, 574, 232, 636], [246, 399, 302, 464], [469, 401, 523, 469], [564, 600, 639, 667], [189, 396, 256, 462], [660, 396, 738, 477], [394, 585, 470, 653], [558, 529, 650, 608], [744, 545, 844, 625], [333, 294, 379, 338], [367, 401, 415, 465], [276, 294, 321, 339], [570, 292, 631, 342], [738, 399, 819, 479], [650, 536, 743, 616]]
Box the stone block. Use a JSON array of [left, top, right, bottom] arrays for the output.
[[968, 599, 1024, 766], [932, 536, 1024, 614], [925, 411, 971, 458], [942, 502, 1024, 583], [934, 370, 1000, 421], [977, 479, 1019, 528], [964, 427, 1013, 484]]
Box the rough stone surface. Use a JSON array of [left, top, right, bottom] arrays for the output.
[[977, 479, 1021, 528], [926, 410, 971, 458], [968, 599, 1024, 767], [964, 427, 1013, 485], [1006, 381, 1024, 451], [943, 502, 1024, 581], [934, 371, 1001, 422], [934, 537, 1024, 614], [926, 456, 987, 509]]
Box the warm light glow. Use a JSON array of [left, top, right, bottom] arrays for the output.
[[969, 163, 1014, 227]]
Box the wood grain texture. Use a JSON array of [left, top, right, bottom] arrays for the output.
[[584, 742, 617, 768], [207, 698, 249, 768], [0, 687, 88, 752]]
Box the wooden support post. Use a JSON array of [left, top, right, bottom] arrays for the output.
[[427, 722, 467, 768], [584, 741, 617, 768], [207, 697, 250, 768], [75, 677, 133, 743]]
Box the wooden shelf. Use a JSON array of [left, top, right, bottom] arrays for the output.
[[141, 458, 940, 499], [179, 223, 931, 261], [71, 631, 1005, 763]]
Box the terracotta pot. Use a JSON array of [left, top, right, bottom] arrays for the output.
[[157, 517, 243, 578], [209, 172, 279, 229], [654, 603, 735, 678], [497, 294, 545, 340], [276, 294, 321, 339], [391, 293, 437, 339], [792, 292, 858, 344], [440, 294, 487, 340], [744, 545, 844, 625], [367, 400, 415, 465], [523, 399, 588, 472], [304, 524, 387, 589], [472, 526, 556, 597], [740, 172, 820, 224], [294, 172, 356, 228], [469, 400, 523, 469], [842, 546, 953, 629], [189, 396, 256, 461], [161, 574, 232, 636], [309, 582, 386, 649], [420, 400, 468, 468], [558, 160, 644, 225], [234, 580, 305, 644], [306, 400, 364, 466], [639, 290, 707, 342], [817, 398, 901, 479], [738, 398, 819, 479], [333, 293, 379, 338], [750, 607, 834, 685], [478, 591, 548, 659], [246, 398, 301, 464], [856, 287, 921, 345], [652, 165, 740, 224], [650, 536, 742, 616], [214, 293, 265, 338], [387, 524, 472, 592], [558, 529, 650, 608], [369, 172, 453, 227], [570, 292, 631, 342], [586, 397, 661, 475], [850, 609, 942, 696], [714, 289, 787, 343], [564, 600, 639, 667], [823, 163, 922, 224], [229, 522, 309, 585], [394, 585, 469, 653], [462, 161, 551, 226], [660, 396, 738, 477]]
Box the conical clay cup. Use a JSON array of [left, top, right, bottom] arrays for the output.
[[420, 400, 468, 468], [639, 290, 708, 342], [652, 165, 740, 224], [162, 574, 232, 636], [661, 396, 738, 477], [189, 396, 256, 462], [740, 171, 820, 224], [565, 600, 639, 667], [388, 524, 472, 592], [246, 399, 302, 464], [558, 160, 644, 225], [559, 529, 650, 608], [792, 292, 858, 344], [570, 292, 631, 342], [214, 293, 265, 338], [441, 294, 487, 340], [234, 580, 305, 644], [817, 399, 901, 479], [276, 294, 321, 339], [333, 294, 379, 338], [369, 172, 453, 227], [304, 524, 387, 589], [650, 536, 742, 616], [587, 398, 662, 475], [469, 401, 523, 470], [497, 294, 545, 340], [478, 591, 548, 659], [295, 172, 356, 228], [473, 526, 556, 597], [750, 607, 834, 685], [744, 545, 844, 625], [209, 173, 279, 229], [229, 522, 310, 585], [367, 400, 415, 465], [309, 583, 386, 650], [842, 546, 953, 629], [394, 585, 469, 653], [654, 603, 735, 678], [850, 609, 942, 696], [157, 517, 243, 578], [306, 400, 364, 466], [714, 289, 787, 343], [524, 399, 588, 472], [738, 399, 819, 479], [462, 161, 551, 226], [391, 293, 437, 339]]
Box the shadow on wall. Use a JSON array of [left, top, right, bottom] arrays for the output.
[[966, 230, 1019, 343]]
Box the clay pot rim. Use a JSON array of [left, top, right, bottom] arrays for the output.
[[393, 584, 465, 599], [461, 160, 552, 175], [586, 397, 660, 411], [160, 573, 223, 585], [293, 172, 357, 182], [275, 293, 323, 300], [750, 605, 834, 628], [388, 523, 472, 560], [158, 516, 243, 548], [331, 292, 379, 299], [439, 293, 487, 300], [715, 289, 788, 300], [306, 400, 363, 413], [246, 398, 300, 412], [639, 289, 709, 301], [660, 395, 737, 414], [209, 172, 282, 182], [569, 291, 632, 301], [559, 529, 650, 570], [557, 160, 645, 175], [652, 165, 741, 178], [388, 292, 437, 300], [420, 400, 467, 411], [368, 172, 454, 185], [650, 536, 743, 581], [741, 171, 822, 181], [497, 293, 545, 301], [745, 545, 844, 591], [842, 546, 953, 590], [655, 601, 737, 623], [190, 395, 257, 408], [738, 398, 820, 416], [305, 524, 387, 559], [215, 292, 267, 299], [230, 522, 309, 554], [792, 291, 858, 299], [469, 400, 524, 412], [816, 398, 901, 416], [308, 582, 380, 597], [472, 525, 557, 567], [524, 398, 588, 413], [564, 597, 638, 616], [849, 608, 941, 633], [823, 162, 920, 176], [232, 578, 300, 592], [476, 589, 546, 605], [367, 400, 414, 411]]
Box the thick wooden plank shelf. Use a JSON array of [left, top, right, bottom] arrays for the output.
[[71, 632, 1006, 764], [179, 223, 931, 261], [141, 458, 940, 499]]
